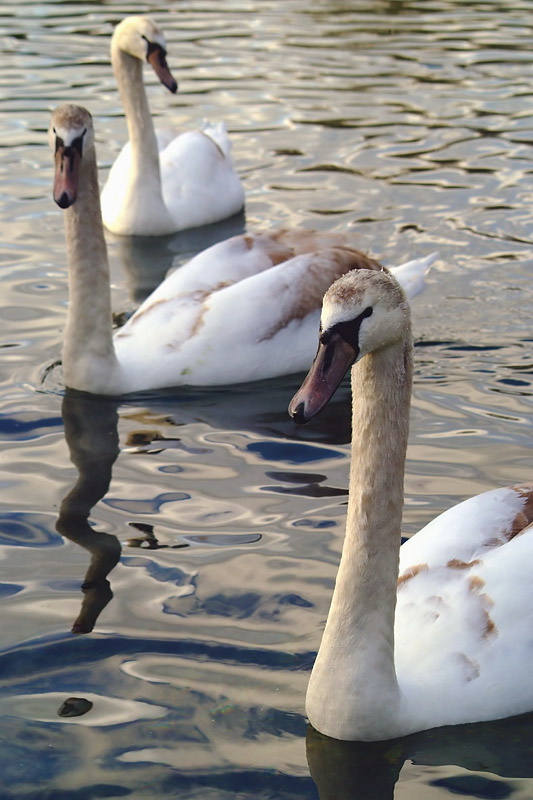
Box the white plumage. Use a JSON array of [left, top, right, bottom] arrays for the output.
[[395, 485, 533, 731], [100, 16, 244, 236], [289, 267, 533, 741], [51, 104, 436, 396]]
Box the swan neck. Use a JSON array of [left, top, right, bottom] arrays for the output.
[[344, 337, 412, 629], [62, 151, 118, 390], [307, 332, 413, 740], [111, 44, 161, 179]]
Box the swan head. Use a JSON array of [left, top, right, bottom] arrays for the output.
[[112, 16, 178, 93], [289, 269, 410, 424], [50, 104, 94, 209]]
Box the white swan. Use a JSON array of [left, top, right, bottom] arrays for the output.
[[100, 15, 244, 236], [51, 104, 436, 395], [289, 268, 533, 742]]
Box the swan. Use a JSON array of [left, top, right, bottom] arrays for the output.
[[100, 15, 244, 236], [289, 267, 533, 742], [50, 103, 436, 395]]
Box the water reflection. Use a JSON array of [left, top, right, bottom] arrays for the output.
[[4, 0, 533, 795], [307, 713, 533, 799], [56, 391, 121, 634]]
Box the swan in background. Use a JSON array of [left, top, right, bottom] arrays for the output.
[[100, 15, 244, 236], [289, 267, 533, 742], [51, 104, 436, 395]]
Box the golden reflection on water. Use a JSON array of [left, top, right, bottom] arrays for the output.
[[0, 1, 533, 798]]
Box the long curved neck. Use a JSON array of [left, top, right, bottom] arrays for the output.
[[62, 150, 120, 392], [306, 332, 413, 741], [111, 43, 162, 190]]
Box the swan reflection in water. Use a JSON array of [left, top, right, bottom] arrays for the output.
[[56, 392, 122, 634], [307, 713, 533, 799], [56, 391, 187, 634]]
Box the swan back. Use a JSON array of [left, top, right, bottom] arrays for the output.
[[113, 244, 386, 389]]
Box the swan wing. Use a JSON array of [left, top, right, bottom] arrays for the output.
[[395, 484, 533, 727], [399, 483, 533, 568], [114, 245, 378, 387], [113, 234, 435, 388], [159, 128, 244, 228], [129, 230, 371, 304]]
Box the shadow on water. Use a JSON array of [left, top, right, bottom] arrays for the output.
[[119, 376, 353, 445], [307, 713, 533, 799]]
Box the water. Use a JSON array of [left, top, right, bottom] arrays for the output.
[[1, 0, 533, 797]]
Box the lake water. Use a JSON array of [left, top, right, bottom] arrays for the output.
[[1, 0, 533, 797]]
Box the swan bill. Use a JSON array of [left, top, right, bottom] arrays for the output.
[[146, 42, 178, 93], [289, 332, 357, 425], [53, 139, 82, 209]]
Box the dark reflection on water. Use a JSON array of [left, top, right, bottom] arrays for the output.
[[56, 392, 121, 634], [307, 713, 533, 799], [114, 376, 354, 443], [2, 0, 533, 797]]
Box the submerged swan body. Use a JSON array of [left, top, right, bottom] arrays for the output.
[[290, 268, 533, 742], [100, 15, 244, 236], [51, 104, 436, 395]]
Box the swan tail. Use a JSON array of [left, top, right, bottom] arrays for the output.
[[389, 251, 439, 299], [200, 121, 233, 158]]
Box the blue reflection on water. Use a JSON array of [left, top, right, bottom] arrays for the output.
[[0, 413, 62, 441], [0, 512, 62, 547], [0, 583, 23, 598], [246, 441, 342, 464], [0, 634, 315, 682]]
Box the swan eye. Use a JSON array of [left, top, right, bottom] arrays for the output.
[[332, 306, 373, 350], [54, 126, 86, 154], [142, 34, 167, 62], [69, 133, 85, 158], [76, 128, 87, 155]]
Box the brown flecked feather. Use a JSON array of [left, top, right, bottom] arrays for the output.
[[260, 247, 384, 342], [397, 562, 429, 588], [447, 558, 482, 570], [509, 483, 533, 540]]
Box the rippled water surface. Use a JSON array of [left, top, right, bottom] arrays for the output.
[[1, 1, 533, 797]]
